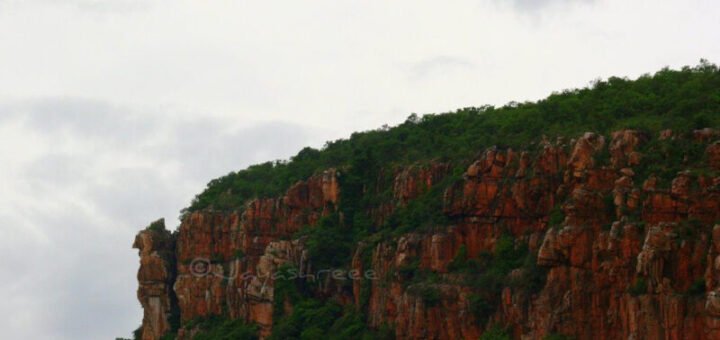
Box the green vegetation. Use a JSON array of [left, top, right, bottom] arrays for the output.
[[270, 299, 342, 340], [270, 296, 394, 340], [385, 172, 460, 235], [462, 235, 543, 325], [147, 219, 167, 233], [297, 213, 355, 269], [629, 277, 648, 296], [511, 252, 548, 295], [548, 205, 565, 228], [687, 279, 706, 296], [269, 263, 394, 340], [447, 245, 469, 272], [634, 137, 715, 185], [182, 61, 720, 219], [480, 325, 512, 340], [181, 316, 258, 340], [412, 285, 442, 306]]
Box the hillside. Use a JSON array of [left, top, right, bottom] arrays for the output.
[[133, 61, 720, 339]]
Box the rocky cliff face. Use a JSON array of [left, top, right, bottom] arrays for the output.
[[135, 130, 720, 339], [136, 169, 339, 339], [133, 219, 177, 340]]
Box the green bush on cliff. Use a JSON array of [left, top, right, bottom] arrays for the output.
[[480, 325, 511, 340], [447, 245, 469, 272], [183, 316, 259, 340], [633, 137, 711, 185], [543, 334, 574, 340], [629, 277, 648, 296], [548, 206, 565, 227], [384, 172, 459, 235], [270, 300, 393, 340], [687, 279, 706, 296], [298, 213, 355, 270]]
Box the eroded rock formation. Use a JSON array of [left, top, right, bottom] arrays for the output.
[[134, 131, 720, 339], [133, 219, 177, 340]]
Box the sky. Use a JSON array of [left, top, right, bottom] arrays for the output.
[[0, 0, 719, 338]]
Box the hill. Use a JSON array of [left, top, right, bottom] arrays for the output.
[[133, 61, 720, 340]]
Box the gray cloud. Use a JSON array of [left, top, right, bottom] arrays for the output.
[[0, 97, 332, 339], [7, 98, 157, 143], [160, 120, 320, 179]]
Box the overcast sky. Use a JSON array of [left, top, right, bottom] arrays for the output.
[[1, 0, 719, 339]]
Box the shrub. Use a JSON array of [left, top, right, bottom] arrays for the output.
[[469, 293, 497, 323], [687, 279, 706, 296], [548, 205, 565, 228], [147, 219, 166, 233], [480, 325, 511, 340], [189, 317, 259, 340], [132, 326, 142, 340], [398, 259, 420, 280], [300, 213, 354, 269], [417, 285, 441, 307], [511, 252, 548, 294], [629, 277, 647, 296], [447, 245, 468, 272]]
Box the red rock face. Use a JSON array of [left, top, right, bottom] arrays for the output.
[[708, 142, 720, 171], [135, 132, 720, 339], [694, 128, 718, 142], [369, 163, 451, 226], [364, 234, 482, 339], [170, 169, 339, 338], [133, 220, 176, 340], [394, 163, 451, 205], [363, 132, 720, 339], [610, 130, 645, 168]]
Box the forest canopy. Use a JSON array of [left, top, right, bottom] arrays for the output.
[[181, 61, 720, 219]]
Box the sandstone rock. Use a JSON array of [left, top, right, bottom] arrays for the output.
[[694, 128, 717, 142], [659, 129, 674, 140], [707, 142, 720, 171], [636, 224, 677, 287], [394, 163, 450, 205], [671, 172, 692, 198], [567, 132, 606, 176], [610, 130, 644, 168], [621, 168, 635, 177], [133, 219, 176, 340], [707, 290, 720, 317], [643, 175, 658, 192]]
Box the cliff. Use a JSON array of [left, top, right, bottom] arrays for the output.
[[133, 219, 178, 340], [133, 127, 720, 339], [129, 63, 720, 339]]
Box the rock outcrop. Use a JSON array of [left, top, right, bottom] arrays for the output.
[[134, 131, 720, 339], [137, 170, 339, 339], [133, 219, 177, 340]]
